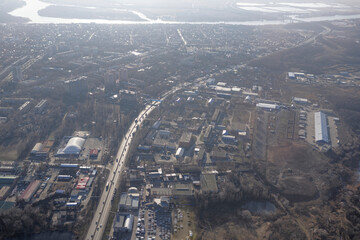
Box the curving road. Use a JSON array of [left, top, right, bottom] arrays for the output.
[[85, 87, 179, 240]]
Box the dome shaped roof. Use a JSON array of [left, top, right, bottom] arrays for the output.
[[63, 137, 85, 154], [128, 187, 139, 193]]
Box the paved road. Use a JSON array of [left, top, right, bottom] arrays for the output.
[[85, 87, 179, 240], [84, 22, 335, 239], [84, 66, 243, 240]]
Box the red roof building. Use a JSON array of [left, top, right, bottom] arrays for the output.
[[90, 149, 99, 158], [76, 177, 89, 190], [20, 180, 41, 202]]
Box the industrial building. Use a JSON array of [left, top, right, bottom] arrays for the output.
[[183, 90, 198, 96], [56, 137, 85, 157], [1, 98, 31, 104], [195, 148, 206, 163], [66, 202, 78, 209], [200, 174, 218, 192], [148, 168, 163, 179], [0, 166, 14, 173], [18, 101, 31, 112], [211, 150, 227, 161], [152, 120, 161, 129], [57, 175, 72, 181], [293, 97, 310, 105], [172, 183, 194, 197], [89, 149, 99, 158], [113, 213, 134, 233], [211, 109, 221, 125], [12, 65, 23, 82], [158, 130, 171, 139], [288, 72, 306, 79], [179, 132, 192, 148], [19, 180, 41, 202], [34, 99, 47, 114], [60, 164, 79, 168], [0, 186, 11, 200], [0, 175, 17, 184], [30, 143, 48, 159], [76, 177, 89, 190], [118, 193, 139, 210], [222, 135, 237, 145], [152, 138, 169, 150], [256, 103, 279, 111], [128, 187, 139, 196], [314, 112, 329, 144], [204, 126, 214, 144], [175, 147, 184, 159]]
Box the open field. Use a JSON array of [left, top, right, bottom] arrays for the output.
[[251, 22, 360, 75]]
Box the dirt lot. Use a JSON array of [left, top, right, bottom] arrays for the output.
[[328, 116, 339, 149], [252, 111, 268, 160], [0, 144, 23, 161], [267, 142, 329, 174], [172, 199, 197, 240]]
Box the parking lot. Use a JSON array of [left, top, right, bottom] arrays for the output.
[[80, 137, 104, 163], [134, 204, 172, 240]]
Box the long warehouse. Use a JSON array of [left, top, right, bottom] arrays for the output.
[[314, 111, 329, 143]]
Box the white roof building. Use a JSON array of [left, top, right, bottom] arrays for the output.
[[57, 137, 85, 155], [293, 97, 309, 104], [314, 112, 329, 143], [175, 147, 184, 158], [256, 103, 279, 111], [31, 143, 43, 154]]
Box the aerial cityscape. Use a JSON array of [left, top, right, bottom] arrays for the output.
[[1, 0, 360, 240]]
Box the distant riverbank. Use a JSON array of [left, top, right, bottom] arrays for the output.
[[7, 0, 360, 25]]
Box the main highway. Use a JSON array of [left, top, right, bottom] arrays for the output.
[[85, 87, 178, 240], [84, 22, 334, 239], [84, 65, 244, 240]]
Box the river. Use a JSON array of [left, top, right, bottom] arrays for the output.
[[8, 0, 360, 25]]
